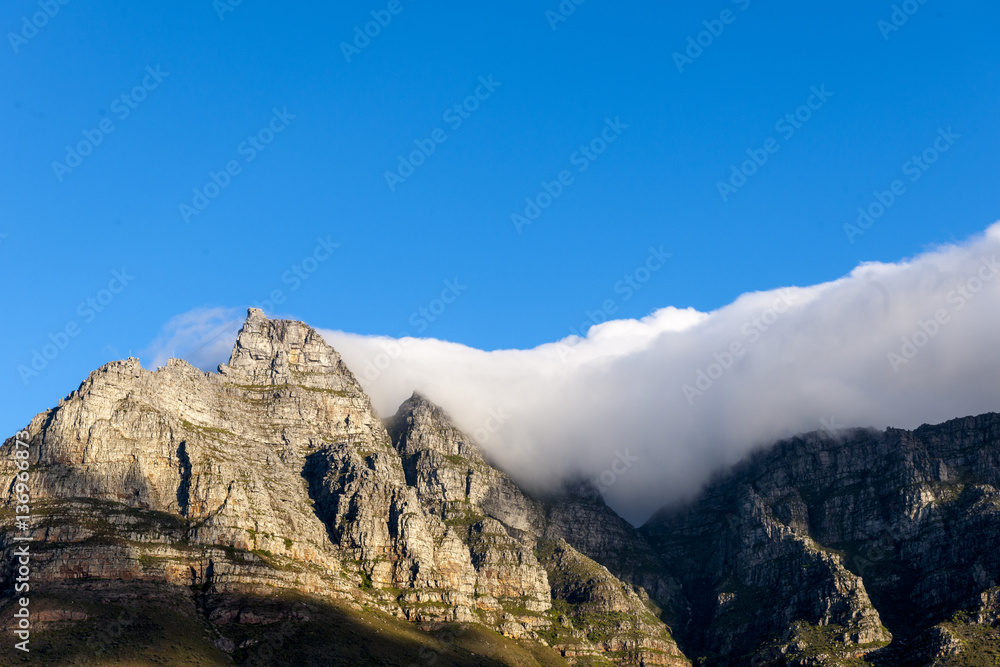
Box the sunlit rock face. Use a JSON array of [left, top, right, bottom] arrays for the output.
[[0, 309, 688, 666], [8, 307, 998, 665]]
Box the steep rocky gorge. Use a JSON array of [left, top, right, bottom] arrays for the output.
[[2, 308, 999, 666]]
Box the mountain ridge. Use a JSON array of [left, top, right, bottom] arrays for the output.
[[1, 309, 687, 666], [2, 309, 998, 665]]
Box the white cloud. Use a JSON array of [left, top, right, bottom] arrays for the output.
[[144, 223, 1000, 525], [141, 306, 243, 370]]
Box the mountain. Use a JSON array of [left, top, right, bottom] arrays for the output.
[[0, 309, 686, 666], [641, 416, 1000, 665], [2, 309, 998, 666]]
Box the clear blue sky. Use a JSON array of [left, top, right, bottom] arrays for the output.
[[3, 0, 999, 436]]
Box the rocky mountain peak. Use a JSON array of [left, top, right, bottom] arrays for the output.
[[6, 307, 999, 665], [388, 391, 484, 461], [1, 310, 693, 665], [217, 308, 361, 392], [556, 477, 605, 503]]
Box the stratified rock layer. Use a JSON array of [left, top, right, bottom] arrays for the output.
[[0, 309, 687, 666], [5, 307, 1000, 665], [642, 417, 1000, 665], [386, 392, 688, 663]]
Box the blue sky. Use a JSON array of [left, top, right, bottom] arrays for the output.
[[3, 0, 999, 438]]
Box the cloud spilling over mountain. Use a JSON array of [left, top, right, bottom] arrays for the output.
[[145, 223, 1000, 524]]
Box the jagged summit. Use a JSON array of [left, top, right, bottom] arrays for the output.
[[388, 390, 484, 461], [0, 309, 690, 665], [217, 307, 362, 392], [5, 308, 1000, 664]]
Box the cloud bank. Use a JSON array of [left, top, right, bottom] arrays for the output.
[[145, 224, 1000, 524]]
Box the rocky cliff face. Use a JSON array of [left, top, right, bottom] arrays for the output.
[[383, 392, 687, 663], [3, 308, 999, 666], [0, 309, 686, 666], [641, 416, 1000, 665]]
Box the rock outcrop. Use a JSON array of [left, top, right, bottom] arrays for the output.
[[385, 391, 688, 663], [642, 417, 1000, 665], [0, 309, 686, 666], [4, 307, 1000, 666]]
